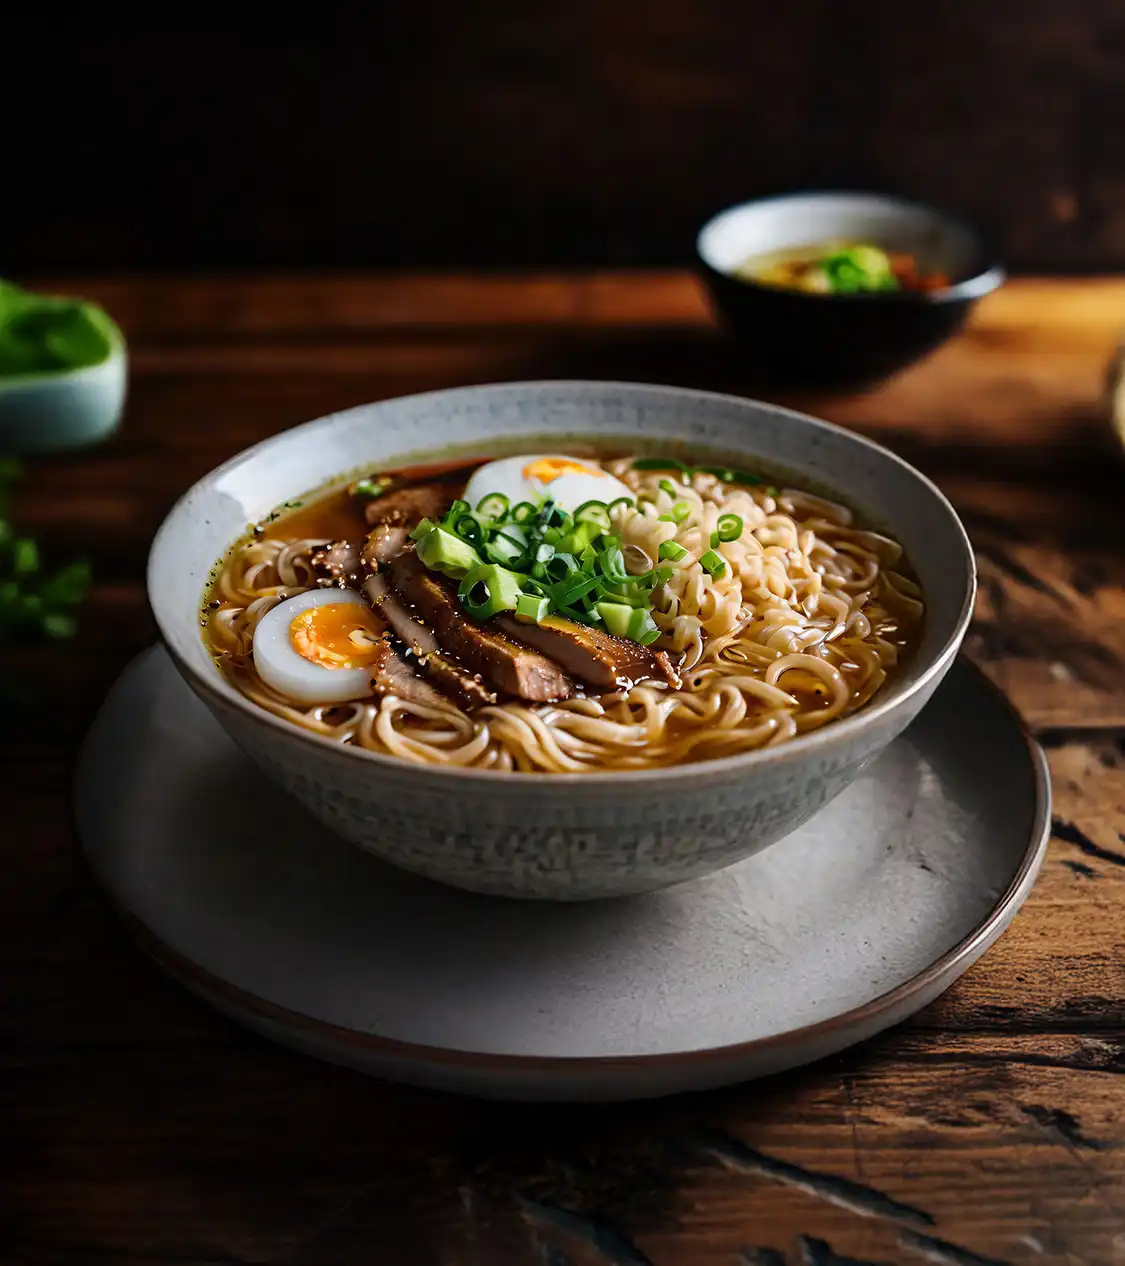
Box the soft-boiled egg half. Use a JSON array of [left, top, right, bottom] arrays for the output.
[[252, 588, 385, 704], [463, 455, 632, 516]]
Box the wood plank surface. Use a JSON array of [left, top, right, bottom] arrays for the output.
[[2, 275, 1123, 1266]]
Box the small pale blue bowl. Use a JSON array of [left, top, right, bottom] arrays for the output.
[[0, 328, 127, 455]]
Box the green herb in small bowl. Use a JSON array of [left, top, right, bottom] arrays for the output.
[[0, 280, 127, 454]]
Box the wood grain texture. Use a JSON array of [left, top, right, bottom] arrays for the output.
[[2, 274, 1124, 1266], [5, 0, 1125, 272]]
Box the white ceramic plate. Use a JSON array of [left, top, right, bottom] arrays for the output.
[[75, 647, 1049, 1101]]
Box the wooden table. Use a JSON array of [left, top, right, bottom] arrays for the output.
[[4, 274, 1124, 1266]]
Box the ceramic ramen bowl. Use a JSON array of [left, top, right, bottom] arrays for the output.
[[147, 381, 975, 900]]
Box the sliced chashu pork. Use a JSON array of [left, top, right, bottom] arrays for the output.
[[364, 483, 453, 529], [368, 636, 448, 709], [495, 614, 681, 690], [362, 572, 497, 710], [312, 540, 363, 584], [387, 553, 573, 703]]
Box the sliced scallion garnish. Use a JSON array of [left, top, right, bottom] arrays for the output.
[[632, 457, 690, 474], [475, 492, 510, 520], [627, 608, 661, 644], [573, 500, 612, 531], [715, 513, 743, 542], [697, 465, 764, 487], [658, 540, 688, 562], [515, 593, 551, 624], [458, 563, 524, 620], [700, 549, 727, 578], [411, 475, 695, 643], [352, 477, 389, 500]]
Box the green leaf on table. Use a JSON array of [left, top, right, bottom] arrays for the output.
[[13, 537, 39, 576], [0, 465, 91, 645]]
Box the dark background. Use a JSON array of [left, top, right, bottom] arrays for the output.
[[8, 2, 1124, 273]]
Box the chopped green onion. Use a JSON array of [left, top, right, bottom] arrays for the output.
[[352, 477, 388, 500], [400, 464, 704, 633], [595, 601, 634, 639], [632, 457, 690, 474], [597, 543, 628, 583], [573, 500, 611, 531], [544, 553, 578, 583], [485, 530, 525, 567], [697, 465, 763, 487], [416, 525, 481, 580], [475, 492, 510, 520], [451, 513, 484, 548], [557, 522, 598, 555], [538, 500, 567, 528], [553, 573, 602, 607], [441, 498, 471, 528], [715, 514, 743, 543], [700, 549, 727, 578], [458, 563, 524, 620], [627, 608, 660, 644], [820, 245, 898, 294], [660, 503, 691, 524], [766, 485, 780, 497], [515, 593, 551, 624], [556, 604, 600, 627]]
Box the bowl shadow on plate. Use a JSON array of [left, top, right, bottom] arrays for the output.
[[159, 745, 716, 977]]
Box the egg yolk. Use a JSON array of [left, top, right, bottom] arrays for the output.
[[523, 457, 605, 484], [289, 603, 384, 670]]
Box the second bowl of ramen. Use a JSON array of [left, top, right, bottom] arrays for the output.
[[696, 192, 1005, 387], [149, 381, 975, 899]]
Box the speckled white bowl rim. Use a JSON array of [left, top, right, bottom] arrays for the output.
[[147, 380, 976, 788]]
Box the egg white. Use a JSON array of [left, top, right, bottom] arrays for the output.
[[463, 455, 631, 516], [253, 588, 377, 704]]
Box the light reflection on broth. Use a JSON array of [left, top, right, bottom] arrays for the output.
[[202, 448, 923, 773]]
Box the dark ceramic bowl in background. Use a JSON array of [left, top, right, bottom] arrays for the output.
[[695, 192, 1005, 388]]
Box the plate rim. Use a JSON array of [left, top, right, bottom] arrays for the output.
[[77, 649, 1051, 1074]]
